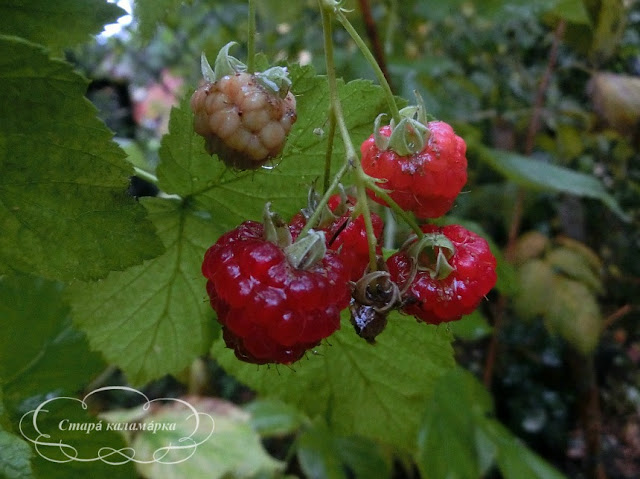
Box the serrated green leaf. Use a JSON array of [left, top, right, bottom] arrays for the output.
[[19, 397, 136, 479], [477, 147, 629, 221], [546, 276, 601, 355], [245, 399, 307, 438], [134, 0, 193, 42], [69, 197, 218, 385], [160, 64, 392, 237], [416, 368, 494, 479], [0, 429, 33, 479], [0, 274, 104, 411], [0, 36, 163, 281], [123, 397, 284, 479], [0, 1, 124, 54], [212, 312, 455, 452]]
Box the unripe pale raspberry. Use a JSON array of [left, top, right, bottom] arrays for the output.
[[191, 72, 297, 170]]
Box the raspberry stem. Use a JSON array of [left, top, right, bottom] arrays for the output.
[[323, 109, 337, 193], [247, 0, 256, 74], [365, 180, 424, 239], [319, 1, 379, 272], [334, 9, 401, 124]]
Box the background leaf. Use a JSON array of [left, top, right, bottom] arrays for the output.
[[212, 312, 455, 453], [134, 0, 193, 42], [0, 419, 33, 479], [477, 147, 629, 221], [417, 369, 568, 479], [114, 397, 284, 479], [0, 274, 104, 411], [245, 399, 307, 438], [69, 198, 218, 385], [0, 0, 124, 54], [0, 36, 163, 281]]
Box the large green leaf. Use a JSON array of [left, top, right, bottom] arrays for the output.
[[212, 312, 455, 453], [0, 274, 104, 411], [69, 198, 218, 385], [416, 369, 567, 479], [481, 420, 567, 479], [0, 36, 163, 281], [417, 368, 495, 479], [478, 147, 628, 221], [0, 0, 124, 53]]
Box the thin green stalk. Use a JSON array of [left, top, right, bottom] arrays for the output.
[[366, 181, 424, 239], [298, 162, 350, 238], [335, 9, 400, 123], [323, 109, 337, 193], [247, 0, 256, 73], [318, 2, 378, 271]]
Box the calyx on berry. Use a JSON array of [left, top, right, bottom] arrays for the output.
[[263, 202, 327, 270], [404, 232, 456, 280], [201, 42, 292, 98], [373, 93, 431, 156]]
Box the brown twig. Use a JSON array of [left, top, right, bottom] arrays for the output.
[[602, 304, 632, 330], [507, 19, 567, 253], [356, 0, 392, 87], [484, 20, 567, 387]]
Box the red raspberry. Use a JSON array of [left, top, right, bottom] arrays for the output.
[[191, 73, 297, 170], [387, 224, 497, 324], [202, 221, 350, 364], [361, 121, 467, 218], [289, 195, 384, 281]]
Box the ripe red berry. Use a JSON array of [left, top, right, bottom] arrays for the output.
[[386, 224, 497, 324], [289, 195, 384, 281], [202, 221, 350, 364], [361, 121, 467, 218]]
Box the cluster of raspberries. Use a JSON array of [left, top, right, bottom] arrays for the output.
[[194, 45, 496, 364]]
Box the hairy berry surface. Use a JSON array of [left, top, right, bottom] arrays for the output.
[[202, 221, 350, 364], [387, 224, 497, 324], [361, 122, 467, 218], [191, 72, 297, 169]]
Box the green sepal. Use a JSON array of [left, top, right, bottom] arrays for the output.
[[213, 41, 247, 80], [300, 186, 339, 229], [407, 233, 456, 280], [200, 52, 216, 83], [256, 66, 293, 98], [263, 202, 293, 249], [285, 230, 327, 270]]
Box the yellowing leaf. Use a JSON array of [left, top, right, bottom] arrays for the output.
[[546, 276, 602, 355], [514, 260, 555, 320]]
